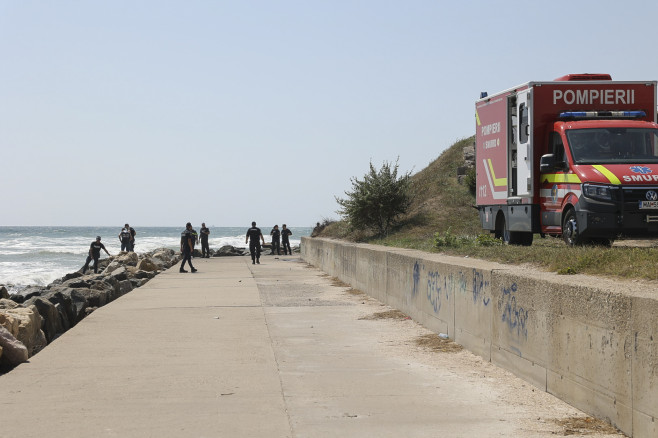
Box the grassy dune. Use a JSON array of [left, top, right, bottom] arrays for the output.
[[320, 136, 658, 281]]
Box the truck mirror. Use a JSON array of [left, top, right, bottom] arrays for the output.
[[540, 154, 556, 172]]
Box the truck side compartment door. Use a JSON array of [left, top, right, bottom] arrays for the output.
[[516, 90, 533, 197], [540, 131, 567, 232]]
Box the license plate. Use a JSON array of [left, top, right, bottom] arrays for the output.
[[639, 200, 658, 209]]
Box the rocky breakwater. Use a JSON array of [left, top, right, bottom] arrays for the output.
[[0, 248, 180, 371]]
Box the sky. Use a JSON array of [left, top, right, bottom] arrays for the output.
[[2, 1, 658, 227]]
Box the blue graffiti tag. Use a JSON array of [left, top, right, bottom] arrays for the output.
[[472, 269, 490, 306], [444, 272, 466, 301], [412, 261, 421, 297], [501, 283, 528, 339], [427, 271, 442, 313]]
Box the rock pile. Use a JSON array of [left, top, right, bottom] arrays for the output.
[[206, 245, 299, 257], [457, 141, 476, 185], [0, 248, 180, 370]]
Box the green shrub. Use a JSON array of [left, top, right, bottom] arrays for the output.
[[475, 233, 503, 247], [336, 159, 412, 237], [557, 267, 577, 275], [434, 228, 471, 248]]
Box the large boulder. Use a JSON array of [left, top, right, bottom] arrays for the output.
[[42, 289, 73, 332], [0, 325, 28, 366], [136, 258, 159, 272], [76, 288, 109, 308], [130, 278, 149, 288], [214, 245, 247, 257], [151, 249, 177, 269], [115, 252, 139, 267], [61, 271, 84, 282], [54, 288, 89, 325], [118, 280, 133, 295], [9, 286, 44, 304], [63, 278, 92, 289], [0, 286, 9, 300], [102, 261, 122, 275], [0, 305, 47, 356], [23, 296, 61, 342], [133, 270, 154, 280], [108, 266, 129, 282], [0, 298, 19, 310]]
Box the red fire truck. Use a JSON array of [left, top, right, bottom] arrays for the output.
[[475, 74, 658, 245]]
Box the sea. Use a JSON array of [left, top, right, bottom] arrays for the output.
[[0, 226, 313, 291]]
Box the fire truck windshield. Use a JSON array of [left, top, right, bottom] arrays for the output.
[[566, 128, 658, 164]]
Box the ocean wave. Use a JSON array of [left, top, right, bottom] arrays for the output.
[[0, 260, 71, 288]]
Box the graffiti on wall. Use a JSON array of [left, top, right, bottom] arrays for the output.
[[411, 262, 491, 314], [500, 283, 529, 340], [472, 269, 490, 306], [412, 261, 421, 298], [427, 271, 442, 313]]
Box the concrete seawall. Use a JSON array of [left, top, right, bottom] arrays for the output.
[[301, 237, 658, 438]]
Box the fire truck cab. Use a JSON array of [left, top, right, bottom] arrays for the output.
[[475, 74, 658, 245]]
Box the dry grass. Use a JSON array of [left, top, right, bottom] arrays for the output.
[[414, 333, 463, 353], [328, 277, 350, 288], [359, 310, 410, 320], [553, 416, 622, 435]]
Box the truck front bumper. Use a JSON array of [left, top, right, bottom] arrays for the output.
[[577, 197, 658, 238]]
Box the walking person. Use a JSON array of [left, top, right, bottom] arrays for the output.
[[281, 224, 292, 255], [118, 224, 132, 252], [200, 223, 210, 258], [245, 221, 265, 264], [82, 236, 111, 274], [180, 222, 197, 273], [270, 225, 281, 255]]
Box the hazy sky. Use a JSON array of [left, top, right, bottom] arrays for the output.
[[2, 1, 657, 227]]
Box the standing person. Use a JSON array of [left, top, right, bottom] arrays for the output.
[[281, 224, 293, 255], [269, 225, 281, 255], [245, 221, 265, 264], [200, 223, 210, 258], [190, 226, 199, 257], [180, 222, 197, 273], [82, 236, 111, 274], [118, 224, 132, 252], [128, 225, 136, 252]]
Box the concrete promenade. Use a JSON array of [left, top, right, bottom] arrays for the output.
[[0, 256, 621, 437]]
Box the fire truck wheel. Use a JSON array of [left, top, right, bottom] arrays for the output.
[[562, 209, 583, 246]]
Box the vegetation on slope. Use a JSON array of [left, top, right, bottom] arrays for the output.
[[319, 136, 658, 281]]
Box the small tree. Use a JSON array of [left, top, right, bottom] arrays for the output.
[[336, 159, 412, 236]]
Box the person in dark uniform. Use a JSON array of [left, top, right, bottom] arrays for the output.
[[180, 222, 197, 273], [200, 223, 210, 258], [82, 236, 111, 274], [128, 225, 136, 252], [190, 227, 199, 257], [281, 224, 292, 255], [119, 224, 132, 252], [245, 221, 265, 264], [269, 225, 281, 255]]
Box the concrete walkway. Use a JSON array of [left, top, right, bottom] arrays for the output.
[[0, 256, 622, 437]]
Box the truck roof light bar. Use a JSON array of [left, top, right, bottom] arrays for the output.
[[559, 110, 646, 119], [554, 73, 612, 81]]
